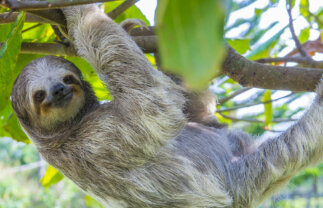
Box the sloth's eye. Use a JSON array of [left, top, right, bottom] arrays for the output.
[[63, 75, 75, 84], [34, 90, 46, 103]]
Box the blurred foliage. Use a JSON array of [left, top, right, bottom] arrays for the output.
[[156, 0, 227, 89], [0, 0, 322, 207]]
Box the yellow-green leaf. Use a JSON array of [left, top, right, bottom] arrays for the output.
[[41, 165, 64, 188], [156, 0, 226, 90], [299, 27, 310, 44], [0, 11, 25, 112], [66, 56, 111, 101], [300, 0, 309, 17], [4, 111, 30, 143], [263, 90, 272, 127], [84, 195, 103, 208], [227, 39, 250, 54], [247, 26, 287, 60], [104, 2, 149, 25]]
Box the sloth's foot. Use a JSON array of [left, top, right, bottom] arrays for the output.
[[120, 18, 149, 33]]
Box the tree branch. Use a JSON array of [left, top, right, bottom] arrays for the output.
[[218, 88, 251, 104], [218, 93, 294, 112], [0, 35, 156, 56], [19, 42, 76, 56], [0, 12, 58, 24], [2, 40, 322, 92], [286, 0, 312, 59], [108, 0, 138, 19], [0, 0, 118, 11], [27, 9, 66, 26], [132, 35, 157, 53], [256, 57, 323, 68], [1, 8, 322, 92], [222, 46, 322, 92], [217, 112, 297, 123]]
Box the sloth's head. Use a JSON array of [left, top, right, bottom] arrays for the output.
[[11, 56, 97, 135]]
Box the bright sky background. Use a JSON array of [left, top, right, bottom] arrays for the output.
[[136, 0, 157, 25], [137, 0, 323, 57]]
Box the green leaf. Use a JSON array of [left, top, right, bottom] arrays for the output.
[[263, 90, 272, 126], [156, 0, 226, 90], [2, 54, 43, 143], [0, 105, 12, 138], [227, 39, 250, 54], [104, 2, 149, 25], [22, 23, 55, 43], [270, 0, 279, 4], [289, 0, 296, 9], [255, 8, 263, 16], [0, 11, 25, 112], [304, 167, 321, 177], [317, 9, 323, 28], [247, 26, 287, 60], [0, 24, 12, 42], [3, 111, 30, 143], [225, 18, 249, 32], [249, 21, 279, 45], [299, 27, 310, 44], [84, 195, 103, 208], [300, 0, 309, 17], [41, 165, 64, 188], [231, 0, 255, 11], [65, 56, 111, 101]]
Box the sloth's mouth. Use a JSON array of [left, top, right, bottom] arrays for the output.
[[51, 90, 73, 107]]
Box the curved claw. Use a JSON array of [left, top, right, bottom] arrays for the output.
[[120, 18, 149, 33]]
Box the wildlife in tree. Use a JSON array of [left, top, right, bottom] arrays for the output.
[[1, 0, 323, 207]]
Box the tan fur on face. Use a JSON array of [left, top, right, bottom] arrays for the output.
[[25, 65, 85, 130], [37, 84, 85, 130]]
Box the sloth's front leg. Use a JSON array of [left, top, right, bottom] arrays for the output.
[[228, 78, 323, 207], [62, 4, 187, 162]]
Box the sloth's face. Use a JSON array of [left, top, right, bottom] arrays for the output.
[[9, 56, 87, 131], [27, 66, 85, 129]]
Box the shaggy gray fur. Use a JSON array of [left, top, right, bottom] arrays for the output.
[[11, 5, 323, 208]]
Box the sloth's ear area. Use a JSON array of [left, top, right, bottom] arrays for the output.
[[11, 73, 31, 127]]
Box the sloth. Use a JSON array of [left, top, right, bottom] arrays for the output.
[[11, 4, 323, 208]]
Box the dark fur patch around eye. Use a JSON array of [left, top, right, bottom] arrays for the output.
[[63, 75, 77, 85], [34, 90, 46, 103]]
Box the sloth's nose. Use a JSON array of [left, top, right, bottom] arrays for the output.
[[46, 83, 72, 106], [51, 83, 65, 98]]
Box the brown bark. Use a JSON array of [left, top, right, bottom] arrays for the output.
[[222, 46, 322, 92]]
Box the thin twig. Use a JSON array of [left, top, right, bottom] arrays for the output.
[[19, 42, 77, 56], [218, 88, 251, 104], [27, 9, 66, 26], [217, 112, 297, 123], [0, 36, 156, 56], [0, 12, 55, 24], [286, 0, 312, 60], [222, 46, 323, 92], [108, 0, 139, 19], [218, 93, 295, 112], [309, 11, 323, 26], [265, 129, 284, 133], [0, 161, 46, 176], [0, 0, 119, 11], [256, 57, 323, 69], [22, 23, 42, 33]]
